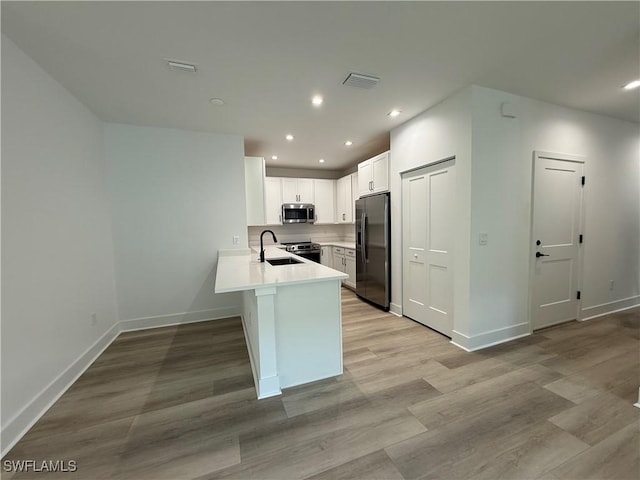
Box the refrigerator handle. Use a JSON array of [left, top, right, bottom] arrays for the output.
[[362, 212, 368, 263]]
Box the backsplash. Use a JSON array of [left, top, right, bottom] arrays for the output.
[[248, 223, 354, 247]]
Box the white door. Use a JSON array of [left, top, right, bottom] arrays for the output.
[[531, 152, 584, 330], [402, 161, 454, 336]]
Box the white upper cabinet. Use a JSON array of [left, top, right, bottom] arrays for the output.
[[313, 179, 335, 224], [264, 177, 283, 225], [244, 157, 266, 226], [358, 151, 389, 197], [336, 174, 354, 224], [351, 173, 359, 219], [282, 178, 314, 203]]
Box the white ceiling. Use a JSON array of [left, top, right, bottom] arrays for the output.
[[2, 1, 639, 171]]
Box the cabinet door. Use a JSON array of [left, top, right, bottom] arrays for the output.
[[345, 249, 356, 288], [264, 177, 283, 225], [332, 252, 345, 274], [297, 179, 314, 203], [358, 160, 372, 197], [350, 173, 358, 223], [281, 178, 298, 203], [371, 152, 389, 193], [336, 176, 349, 223], [313, 179, 335, 224], [320, 246, 333, 268]]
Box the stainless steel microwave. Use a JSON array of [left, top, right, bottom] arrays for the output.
[[282, 203, 315, 224]]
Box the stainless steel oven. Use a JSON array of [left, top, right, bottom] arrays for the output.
[[281, 242, 321, 263]]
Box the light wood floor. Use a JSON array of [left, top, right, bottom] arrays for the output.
[[5, 289, 640, 479]]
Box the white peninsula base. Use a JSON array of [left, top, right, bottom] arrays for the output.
[[215, 248, 347, 399]]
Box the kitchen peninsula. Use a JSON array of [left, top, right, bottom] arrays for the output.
[[215, 247, 347, 399]]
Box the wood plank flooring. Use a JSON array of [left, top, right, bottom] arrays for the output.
[[5, 289, 639, 479]]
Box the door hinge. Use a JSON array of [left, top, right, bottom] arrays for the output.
[[581, 176, 585, 186], [577, 291, 581, 300], [579, 234, 583, 244]]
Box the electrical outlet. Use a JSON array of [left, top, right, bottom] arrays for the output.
[[609, 280, 614, 291], [91, 313, 97, 326], [233, 235, 240, 245]]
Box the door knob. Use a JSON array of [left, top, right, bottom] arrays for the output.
[[536, 252, 549, 258]]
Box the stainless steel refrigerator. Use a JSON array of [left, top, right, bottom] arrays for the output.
[[355, 192, 390, 310]]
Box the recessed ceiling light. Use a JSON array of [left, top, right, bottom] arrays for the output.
[[166, 59, 197, 73], [319, 159, 325, 163], [345, 140, 353, 146], [209, 97, 225, 106], [312, 95, 323, 106], [271, 155, 278, 160], [623, 79, 640, 90], [388, 109, 401, 117], [285, 134, 294, 141]]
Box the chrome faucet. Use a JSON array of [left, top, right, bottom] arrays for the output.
[[259, 229, 278, 263]]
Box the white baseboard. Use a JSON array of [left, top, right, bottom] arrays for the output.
[[580, 296, 640, 322], [1, 322, 120, 459], [1, 306, 241, 459], [451, 322, 530, 352], [257, 376, 282, 399], [389, 302, 402, 317], [119, 306, 241, 332]]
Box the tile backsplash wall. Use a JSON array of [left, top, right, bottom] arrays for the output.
[[248, 223, 354, 247]]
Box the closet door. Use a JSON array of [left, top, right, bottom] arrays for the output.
[[402, 160, 455, 336]]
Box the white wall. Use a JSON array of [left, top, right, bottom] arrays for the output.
[[469, 85, 639, 343], [390, 88, 473, 333], [390, 84, 639, 350], [104, 124, 246, 327], [2, 37, 119, 444], [469, 87, 530, 339]]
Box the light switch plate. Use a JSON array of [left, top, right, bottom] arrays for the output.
[[479, 233, 488, 245]]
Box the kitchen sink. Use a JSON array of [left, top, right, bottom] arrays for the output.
[[266, 257, 303, 266]]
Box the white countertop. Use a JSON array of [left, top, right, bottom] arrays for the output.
[[215, 247, 348, 293], [315, 241, 356, 249]]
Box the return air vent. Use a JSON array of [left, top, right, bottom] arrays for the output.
[[343, 73, 380, 89]]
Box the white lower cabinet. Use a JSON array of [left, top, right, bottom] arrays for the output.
[[333, 247, 345, 275], [344, 249, 356, 289], [320, 246, 332, 268], [332, 247, 356, 289]]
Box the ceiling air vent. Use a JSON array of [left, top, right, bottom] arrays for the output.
[[342, 73, 380, 89], [166, 59, 197, 73]]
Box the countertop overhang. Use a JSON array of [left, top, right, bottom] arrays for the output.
[[215, 246, 348, 293]]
